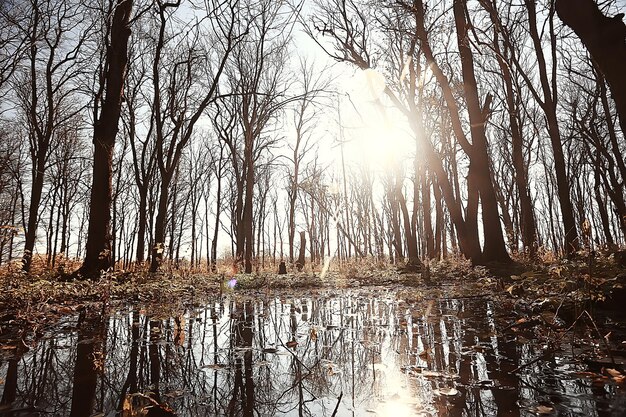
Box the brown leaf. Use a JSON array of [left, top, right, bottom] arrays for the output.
[[573, 371, 600, 378], [535, 405, 553, 415], [437, 387, 458, 396], [121, 395, 133, 417], [418, 348, 431, 360]]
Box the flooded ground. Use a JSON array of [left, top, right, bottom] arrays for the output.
[[1, 287, 625, 416]]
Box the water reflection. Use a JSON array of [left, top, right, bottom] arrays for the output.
[[0, 288, 624, 416]]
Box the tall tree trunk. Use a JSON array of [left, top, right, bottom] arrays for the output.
[[391, 201, 404, 263], [79, 0, 133, 277], [22, 154, 46, 272], [288, 162, 298, 265], [421, 169, 435, 259], [150, 176, 171, 272], [191, 195, 197, 268], [241, 132, 255, 273], [433, 179, 444, 260], [398, 190, 421, 271], [454, 0, 511, 263], [399, 0, 488, 264], [484, 1, 537, 255], [52, 188, 62, 267], [211, 172, 222, 272], [296, 231, 306, 271], [597, 68, 626, 183], [60, 191, 69, 256], [234, 176, 245, 266], [135, 188, 148, 264], [595, 170, 615, 249], [526, 0, 579, 256]]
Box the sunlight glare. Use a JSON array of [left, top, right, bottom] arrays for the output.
[[368, 357, 427, 417], [375, 399, 415, 417], [345, 69, 416, 172], [355, 68, 386, 102], [358, 112, 414, 170]]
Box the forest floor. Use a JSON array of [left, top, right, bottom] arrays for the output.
[[1, 254, 625, 348], [1, 254, 626, 416]]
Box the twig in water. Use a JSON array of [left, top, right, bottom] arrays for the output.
[[510, 355, 543, 374], [331, 392, 343, 417], [559, 309, 615, 364], [583, 310, 615, 364]]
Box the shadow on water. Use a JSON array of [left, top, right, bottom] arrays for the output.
[[1, 288, 625, 416]]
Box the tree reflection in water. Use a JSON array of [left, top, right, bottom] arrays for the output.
[[0, 288, 625, 416], [69, 309, 104, 417]]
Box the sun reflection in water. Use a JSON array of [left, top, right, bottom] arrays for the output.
[[368, 351, 429, 417], [375, 399, 417, 417]]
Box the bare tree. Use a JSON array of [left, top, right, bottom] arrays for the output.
[[150, 0, 247, 272], [490, 0, 579, 255], [124, 28, 156, 266], [556, 0, 626, 136], [0, 122, 25, 264], [16, 0, 90, 272], [78, 0, 133, 277], [0, 0, 28, 107], [479, 0, 538, 256], [217, 0, 297, 273], [286, 58, 328, 265], [149, 0, 244, 272]]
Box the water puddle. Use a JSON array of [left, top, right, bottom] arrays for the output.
[[1, 287, 625, 416]]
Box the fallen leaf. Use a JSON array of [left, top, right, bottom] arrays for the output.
[[573, 371, 600, 378], [201, 363, 229, 370], [373, 363, 387, 371], [418, 349, 431, 360], [535, 405, 553, 415], [122, 395, 132, 416], [163, 390, 185, 398], [436, 387, 458, 396]]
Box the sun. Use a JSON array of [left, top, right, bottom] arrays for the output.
[[341, 69, 416, 172], [357, 107, 415, 171]]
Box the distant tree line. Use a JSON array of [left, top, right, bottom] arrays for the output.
[[0, 0, 624, 276]]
